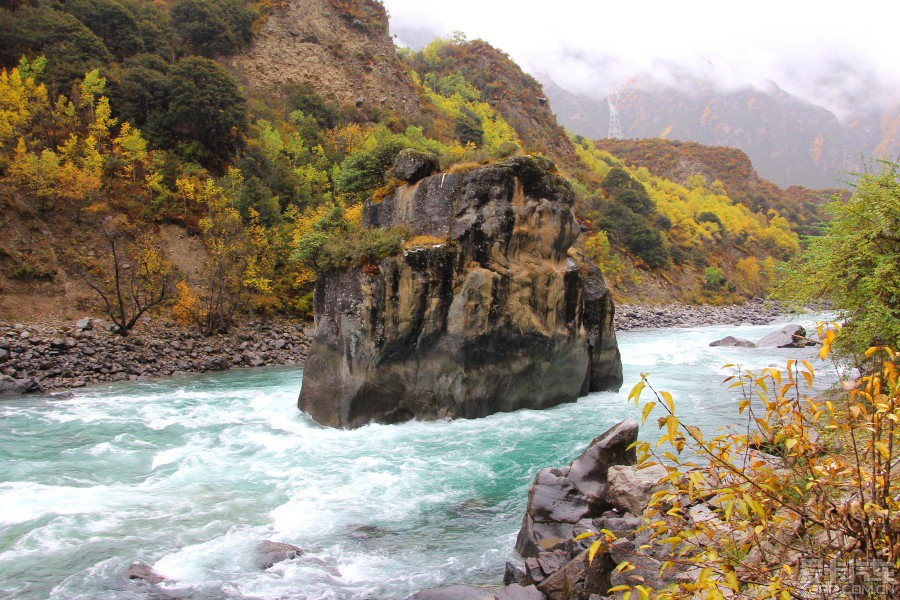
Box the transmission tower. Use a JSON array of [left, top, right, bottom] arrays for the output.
[[606, 89, 624, 139]]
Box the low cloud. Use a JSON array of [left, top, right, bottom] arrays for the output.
[[383, 0, 899, 120]]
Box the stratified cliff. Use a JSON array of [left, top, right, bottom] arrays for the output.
[[298, 156, 622, 428]]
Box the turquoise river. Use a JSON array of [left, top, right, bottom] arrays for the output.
[[0, 316, 836, 599]]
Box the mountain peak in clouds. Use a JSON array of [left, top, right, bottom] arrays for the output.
[[541, 73, 898, 189]]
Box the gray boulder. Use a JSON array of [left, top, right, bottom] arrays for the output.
[[606, 464, 668, 517], [0, 375, 43, 396], [256, 540, 303, 569], [404, 585, 495, 600], [495, 584, 546, 600], [756, 324, 812, 348], [125, 562, 166, 584], [393, 148, 439, 183], [504, 561, 527, 586], [75, 318, 92, 331], [515, 420, 637, 558], [709, 335, 756, 348]]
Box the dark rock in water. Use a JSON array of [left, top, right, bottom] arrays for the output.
[[256, 540, 303, 569], [709, 335, 756, 348], [125, 562, 166, 584], [504, 561, 527, 586], [393, 148, 439, 183], [757, 324, 813, 348], [515, 420, 637, 558], [299, 156, 622, 428], [0, 375, 43, 396], [403, 585, 495, 600]]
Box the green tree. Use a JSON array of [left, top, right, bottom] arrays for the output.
[[157, 56, 247, 165], [0, 6, 111, 90], [62, 0, 144, 59], [454, 104, 483, 147], [169, 0, 256, 57], [107, 53, 169, 128], [773, 161, 900, 361]]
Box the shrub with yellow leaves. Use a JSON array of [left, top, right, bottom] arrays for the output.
[[612, 324, 899, 600]]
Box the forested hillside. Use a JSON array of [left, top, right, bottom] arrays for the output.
[[0, 0, 824, 327]]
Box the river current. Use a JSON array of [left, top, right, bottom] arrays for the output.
[[0, 316, 835, 600]]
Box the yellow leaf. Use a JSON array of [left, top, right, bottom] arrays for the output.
[[628, 380, 646, 404], [725, 570, 739, 592], [641, 402, 656, 424], [661, 390, 674, 412], [875, 442, 890, 460], [573, 531, 597, 542], [587, 539, 606, 564]]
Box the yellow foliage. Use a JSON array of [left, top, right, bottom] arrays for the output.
[[620, 332, 900, 599], [344, 204, 363, 227], [171, 280, 201, 328], [0, 67, 49, 148], [403, 234, 446, 249]]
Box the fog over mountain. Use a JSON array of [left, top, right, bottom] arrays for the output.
[[383, 0, 898, 187], [383, 0, 898, 122]]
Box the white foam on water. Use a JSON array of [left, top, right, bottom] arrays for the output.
[[0, 318, 840, 600]]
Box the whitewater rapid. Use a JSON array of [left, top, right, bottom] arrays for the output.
[[0, 317, 834, 599]]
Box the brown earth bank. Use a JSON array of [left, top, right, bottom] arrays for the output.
[[0, 299, 785, 396]]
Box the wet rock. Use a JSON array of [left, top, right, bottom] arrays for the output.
[[125, 562, 166, 584], [709, 335, 756, 348], [0, 375, 43, 396], [516, 420, 638, 558], [256, 540, 303, 569], [393, 148, 439, 183], [606, 464, 668, 517], [404, 585, 495, 600], [536, 550, 613, 600], [757, 324, 813, 348], [504, 561, 527, 586]]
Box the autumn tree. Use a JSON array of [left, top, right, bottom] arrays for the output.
[[78, 216, 174, 335], [618, 329, 899, 600]]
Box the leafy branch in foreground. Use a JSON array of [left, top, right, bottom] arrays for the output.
[[613, 324, 898, 600]]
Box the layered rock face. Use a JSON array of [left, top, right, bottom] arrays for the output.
[[299, 156, 622, 428]]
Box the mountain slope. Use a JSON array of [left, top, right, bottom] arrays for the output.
[[591, 138, 831, 234], [543, 75, 898, 189], [224, 0, 423, 119]]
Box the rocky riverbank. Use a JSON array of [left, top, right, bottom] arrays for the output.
[[615, 299, 784, 330], [0, 317, 311, 395], [0, 299, 792, 396]]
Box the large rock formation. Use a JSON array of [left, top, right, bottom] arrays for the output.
[[298, 156, 622, 428]]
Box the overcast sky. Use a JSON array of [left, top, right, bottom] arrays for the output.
[[381, 0, 899, 119]]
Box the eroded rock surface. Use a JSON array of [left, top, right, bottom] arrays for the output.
[[515, 419, 638, 558], [299, 156, 622, 428]]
